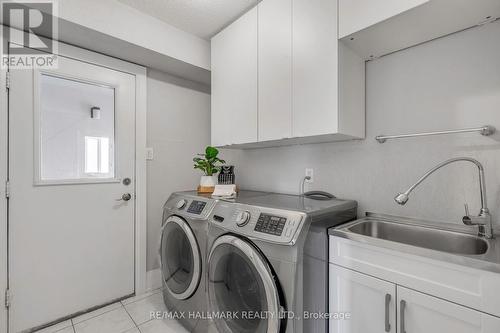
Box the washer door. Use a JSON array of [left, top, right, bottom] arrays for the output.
[[208, 235, 284, 333], [160, 215, 201, 300]]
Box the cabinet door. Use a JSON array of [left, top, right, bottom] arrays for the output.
[[258, 0, 292, 141], [329, 264, 396, 333], [211, 7, 258, 146], [292, 0, 339, 138], [398, 286, 500, 333], [338, 0, 429, 38]]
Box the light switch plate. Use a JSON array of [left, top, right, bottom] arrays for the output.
[[146, 147, 154, 160]]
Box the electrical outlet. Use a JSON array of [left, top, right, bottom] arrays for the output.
[[146, 147, 154, 160], [305, 168, 314, 183]]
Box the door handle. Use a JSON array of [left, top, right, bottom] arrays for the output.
[[400, 299, 407, 333], [116, 193, 132, 201], [385, 293, 391, 332]]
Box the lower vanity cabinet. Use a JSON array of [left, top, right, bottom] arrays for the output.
[[329, 264, 396, 333], [329, 264, 500, 333], [397, 286, 500, 333]]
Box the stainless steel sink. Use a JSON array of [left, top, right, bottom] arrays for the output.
[[330, 213, 500, 273], [348, 220, 488, 255]]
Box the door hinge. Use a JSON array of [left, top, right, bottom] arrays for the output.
[[4, 289, 11, 309], [5, 71, 11, 90], [5, 181, 10, 199]]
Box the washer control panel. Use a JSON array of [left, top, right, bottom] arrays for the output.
[[255, 214, 287, 236], [211, 202, 306, 245]]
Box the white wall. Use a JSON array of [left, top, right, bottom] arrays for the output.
[[146, 70, 210, 270], [222, 21, 500, 227]]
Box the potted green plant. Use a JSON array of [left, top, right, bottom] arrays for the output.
[[193, 146, 226, 187]]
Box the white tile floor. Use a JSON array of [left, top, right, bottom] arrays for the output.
[[34, 289, 190, 333]]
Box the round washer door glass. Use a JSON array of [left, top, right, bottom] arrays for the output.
[[208, 235, 283, 333], [160, 215, 201, 300]]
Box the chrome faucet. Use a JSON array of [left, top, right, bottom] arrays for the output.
[[394, 157, 494, 239]]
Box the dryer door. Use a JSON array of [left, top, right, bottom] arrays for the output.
[[208, 235, 285, 333], [160, 215, 201, 300]]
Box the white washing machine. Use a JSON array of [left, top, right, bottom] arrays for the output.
[[205, 193, 357, 333]]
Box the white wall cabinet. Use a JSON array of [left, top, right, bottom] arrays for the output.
[[258, 0, 292, 142], [292, 0, 339, 138], [339, 0, 500, 60], [211, 0, 365, 148], [329, 264, 500, 333], [338, 0, 429, 38], [211, 7, 258, 146]]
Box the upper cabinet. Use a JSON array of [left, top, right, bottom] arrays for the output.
[[211, 0, 365, 148], [340, 0, 500, 59], [211, 7, 258, 146], [258, 0, 293, 142], [339, 0, 429, 38], [292, 0, 339, 138], [211, 0, 500, 148]]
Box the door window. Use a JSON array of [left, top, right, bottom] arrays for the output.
[[37, 73, 115, 182]]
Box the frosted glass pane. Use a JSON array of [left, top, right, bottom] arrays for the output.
[[100, 137, 110, 173], [84, 136, 111, 175], [85, 137, 99, 173], [40, 74, 115, 181]]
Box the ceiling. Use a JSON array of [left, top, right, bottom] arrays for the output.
[[117, 0, 260, 40]]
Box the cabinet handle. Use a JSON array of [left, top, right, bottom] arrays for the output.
[[385, 294, 391, 332], [400, 300, 407, 333]]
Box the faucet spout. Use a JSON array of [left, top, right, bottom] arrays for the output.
[[394, 157, 494, 239]]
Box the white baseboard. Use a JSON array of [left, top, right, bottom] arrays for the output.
[[146, 268, 162, 291]]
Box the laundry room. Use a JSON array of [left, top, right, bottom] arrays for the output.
[[1, 1, 500, 333]]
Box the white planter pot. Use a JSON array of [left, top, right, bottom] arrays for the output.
[[200, 175, 218, 187]]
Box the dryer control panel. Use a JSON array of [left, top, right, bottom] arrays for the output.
[[210, 202, 306, 245], [186, 200, 207, 215], [163, 193, 217, 220]]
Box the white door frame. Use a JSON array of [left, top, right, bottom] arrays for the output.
[[1, 60, 9, 333], [0, 36, 148, 333]]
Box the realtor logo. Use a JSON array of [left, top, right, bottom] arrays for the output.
[[1, 0, 58, 69]]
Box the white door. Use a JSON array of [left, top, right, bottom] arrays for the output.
[[329, 264, 396, 333], [8, 51, 136, 332], [398, 286, 500, 333]]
